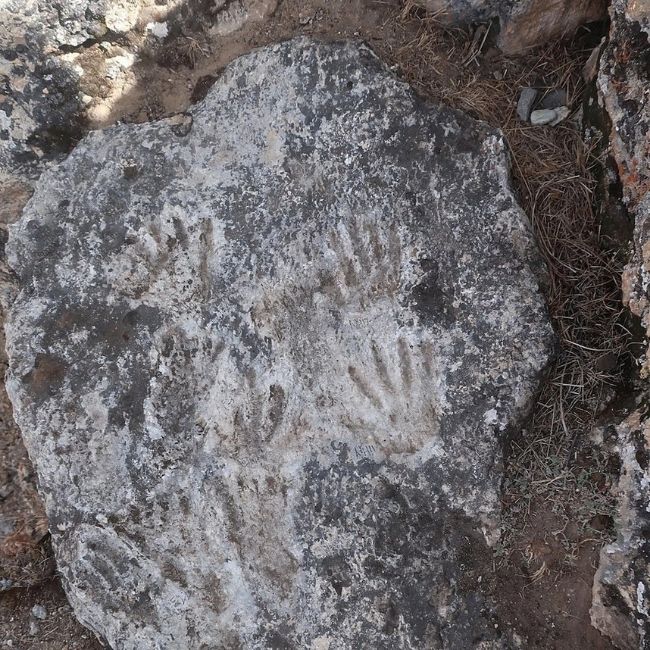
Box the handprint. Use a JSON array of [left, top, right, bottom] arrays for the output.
[[340, 335, 444, 455]]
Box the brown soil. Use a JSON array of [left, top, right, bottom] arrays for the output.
[[1, 0, 621, 647], [495, 509, 612, 649], [0, 578, 100, 649]]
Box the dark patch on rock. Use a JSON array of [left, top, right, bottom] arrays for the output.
[[5, 38, 552, 648], [409, 257, 456, 325], [191, 74, 218, 103]]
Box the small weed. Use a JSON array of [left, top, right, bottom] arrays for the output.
[[157, 35, 210, 70]]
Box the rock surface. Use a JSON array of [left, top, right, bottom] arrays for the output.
[[591, 2, 650, 648], [0, 0, 277, 183], [0, 0, 279, 586], [413, 0, 607, 54], [603, 0, 650, 377], [591, 411, 650, 650], [0, 0, 168, 591], [5, 38, 553, 648], [0, 0, 137, 180]]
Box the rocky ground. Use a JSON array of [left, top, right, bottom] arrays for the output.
[[0, 0, 647, 648]]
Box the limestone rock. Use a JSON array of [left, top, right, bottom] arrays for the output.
[[0, 0, 275, 182], [601, 0, 650, 377], [591, 411, 650, 649], [413, 0, 607, 54], [590, 3, 650, 648], [498, 0, 607, 54], [5, 39, 554, 648]]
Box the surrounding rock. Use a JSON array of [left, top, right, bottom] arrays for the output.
[[0, 0, 139, 179], [602, 0, 650, 377], [591, 410, 650, 650], [413, 0, 607, 54], [207, 0, 278, 36], [497, 0, 607, 54], [5, 38, 554, 648], [591, 3, 650, 648], [0, 0, 277, 182]]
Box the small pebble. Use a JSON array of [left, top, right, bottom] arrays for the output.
[[28, 620, 39, 636], [145, 21, 168, 38], [31, 604, 47, 620], [530, 108, 558, 126], [517, 87, 537, 122], [550, 106, 570, 125], [540, 88, 567, 110], [530, 106, 570, 126]]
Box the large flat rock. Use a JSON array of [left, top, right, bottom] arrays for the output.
[[5, 38, 553, 648]]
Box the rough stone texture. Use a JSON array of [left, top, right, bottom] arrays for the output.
[[498, 0, 607, 54], [0, 0, 279, 588], [0, 0, 149, 589], [5, 39, 553, 648], [0, 0, 277, 183], [591, 3, 650, 648], [413, 0, 607, 54], [0, 0, 132, 180], [602, 0, 650, 377], [591, 410, 650, 650]]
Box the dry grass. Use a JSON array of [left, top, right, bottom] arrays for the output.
[[0, 488, 51, 586], [156, 35, 210, 70], [0, 513, 53, 587], [392, 3, 628, 562]]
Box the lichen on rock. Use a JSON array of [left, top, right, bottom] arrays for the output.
[[590, 2, 650, 648], [601, 0, 650, 377], [5, 38, 553, 648], [591, 411, 650, 650]]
